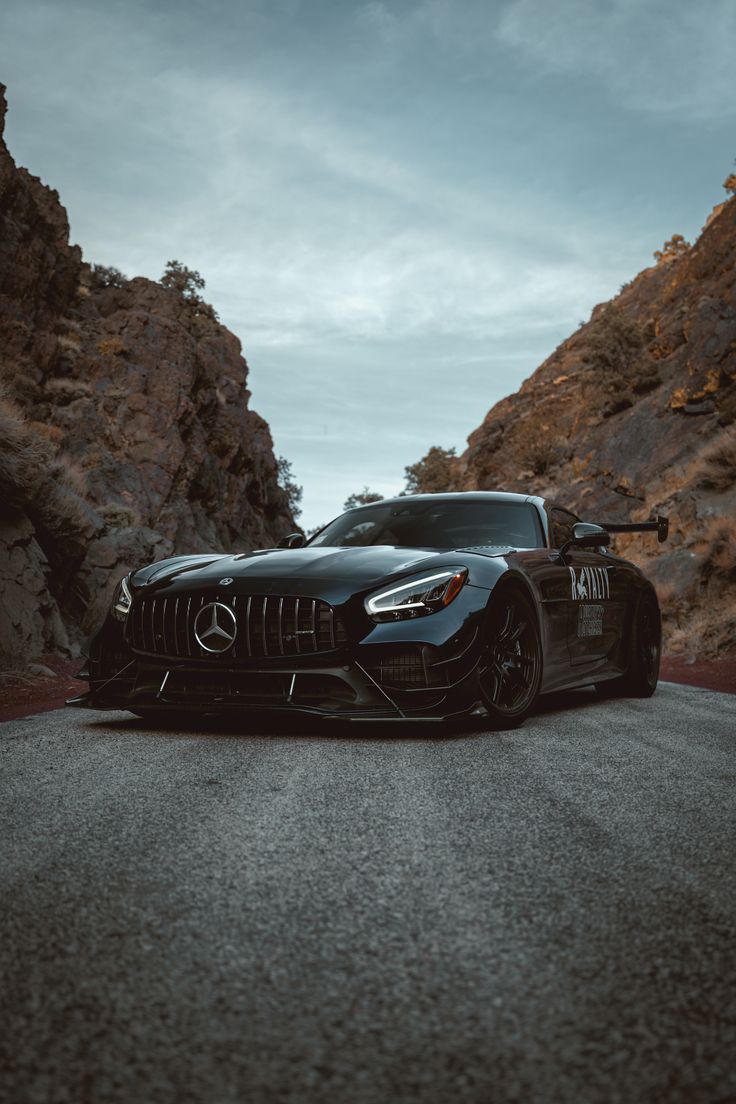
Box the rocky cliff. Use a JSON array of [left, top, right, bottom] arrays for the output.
[[453, 196, 736, 656], [0, 84, 295, 667]]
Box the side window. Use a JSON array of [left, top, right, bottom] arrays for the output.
[[550, 508, 579, 549]]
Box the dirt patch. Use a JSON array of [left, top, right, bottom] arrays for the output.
[[0, 658, 84, 723], [659, 656, 736, 695]]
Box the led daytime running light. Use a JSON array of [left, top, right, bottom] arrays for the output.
[[365, 568, 468, 621]]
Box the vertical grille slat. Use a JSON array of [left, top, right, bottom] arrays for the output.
[[231, 596, 238, 659], [148, 597, 156, 655], [128, 593, 343, 660]]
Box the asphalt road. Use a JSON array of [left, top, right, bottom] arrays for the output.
[[1, 682, 734, 1104]]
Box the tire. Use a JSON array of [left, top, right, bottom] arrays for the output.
[[595, 591, 661, 699], [478, 588, 542, 729]]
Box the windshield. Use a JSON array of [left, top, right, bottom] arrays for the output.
[[309, 500, 544, 550]]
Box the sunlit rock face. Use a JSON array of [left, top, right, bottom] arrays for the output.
[[0, 83, 294, 665], [432, 198, 736, 656]]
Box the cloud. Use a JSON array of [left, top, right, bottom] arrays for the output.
[[496, 0, 736, 120], [4, 0, 724, 528]]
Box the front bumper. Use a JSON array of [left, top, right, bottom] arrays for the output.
[[69, 592, 489, 721]]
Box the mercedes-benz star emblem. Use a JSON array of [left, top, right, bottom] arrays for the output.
[[194, 602, 237, 653]]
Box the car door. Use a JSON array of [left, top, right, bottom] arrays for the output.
[[550, 508, 627, 667]]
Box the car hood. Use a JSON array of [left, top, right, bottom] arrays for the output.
[[134, 544, 472, 599]]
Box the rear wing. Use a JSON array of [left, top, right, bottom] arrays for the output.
[[596, 515, 669, 543]]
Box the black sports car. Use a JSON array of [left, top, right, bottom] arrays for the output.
[[68, 492, 667, 728]]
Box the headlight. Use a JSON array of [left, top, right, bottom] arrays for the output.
[[365, 568, 468, 622], [111, 574, 133, 621]]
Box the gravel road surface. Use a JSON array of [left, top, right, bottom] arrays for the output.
[[1, 682, 734, 1104]]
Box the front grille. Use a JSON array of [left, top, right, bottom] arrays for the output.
[[126, 593, 346, 661]]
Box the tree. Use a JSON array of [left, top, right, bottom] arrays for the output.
[[723, 172, 736, 197], [160, 260, 219, 320], [343, 487, 383, 510], [276, 455, 303, 520], [404, 446, 458, 494], [653, 234, 690, 263]]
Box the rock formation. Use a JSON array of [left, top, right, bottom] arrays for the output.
[[452, 196, 736, 655], [0, 84, 295, 667]]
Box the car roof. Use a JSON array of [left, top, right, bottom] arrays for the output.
[[346, 491, 547, 511]]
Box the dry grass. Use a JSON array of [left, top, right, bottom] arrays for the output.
[[44, 378, 92, 402], [98, 501, 137, 528], [511, 412, 561, 475], [56, 334, 81, 355], [56, 454, 89, 497], [96, 336, 128, 357], [29, 421, 65, 448], [693, 427, 736, 491], [699, 516, 736, 578], [581, 307, 660, 414], [0, 386, 93, 542], [0, 395, 56, 500]]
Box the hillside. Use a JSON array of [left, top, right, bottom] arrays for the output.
[[451, 195, 736, 655], [0, 84, 295, 667]]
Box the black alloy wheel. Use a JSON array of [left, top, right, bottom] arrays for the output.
[[622, 591, 661, 697], [479, 588, 542, 729], [596, 590, 661, 699]]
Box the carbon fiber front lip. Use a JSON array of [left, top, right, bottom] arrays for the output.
[[67, 655, 484, 720]]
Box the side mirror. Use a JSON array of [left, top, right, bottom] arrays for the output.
[[278, 532, 305, 549], [570, 522, 610, 549]]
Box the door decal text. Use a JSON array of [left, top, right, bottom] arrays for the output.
[[568, 565, 611, 601]]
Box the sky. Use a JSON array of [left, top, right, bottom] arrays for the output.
[[1, 0, 734, 530]]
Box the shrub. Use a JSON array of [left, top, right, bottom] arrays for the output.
[[89, 264, 128, 289], [343, 487, 383, 510], [404, 446, 458, 494], [653, 234, 691, 263], [724, 172, 736, 197], [581, 306, 659, 413], [511, 413, 560, 475], [160, 260, 220, 321], [276, 455, 303, 519]]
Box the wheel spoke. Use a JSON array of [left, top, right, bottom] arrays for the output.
[[490, 666, 502, 704], [481, 594, 540, 719]]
